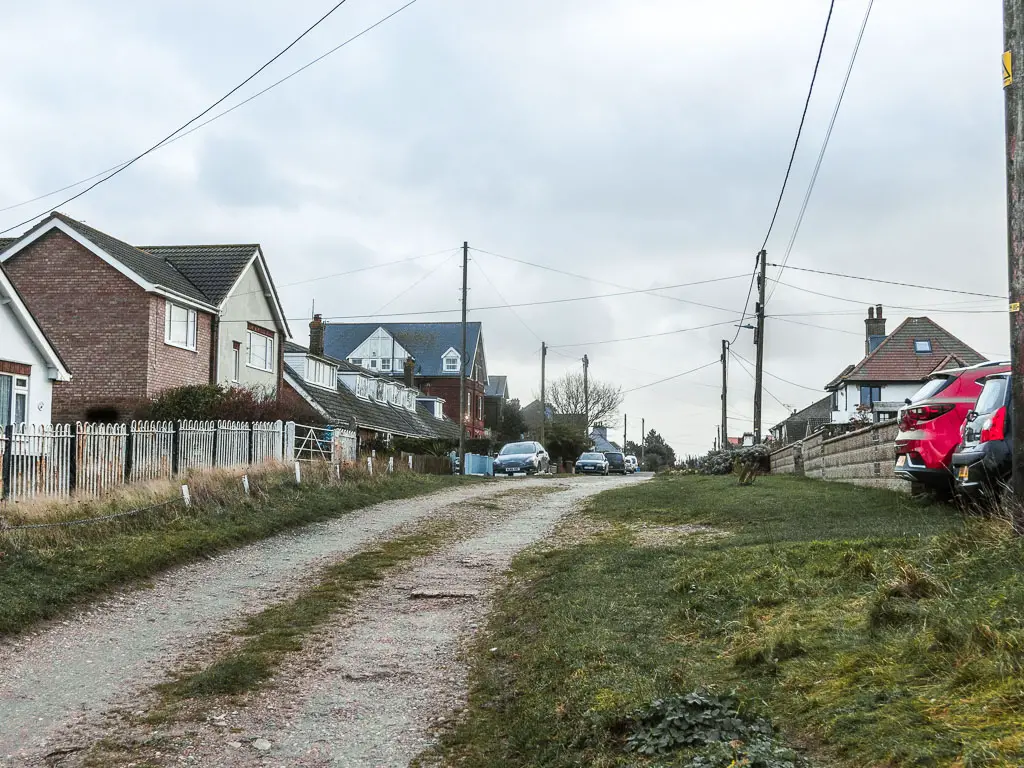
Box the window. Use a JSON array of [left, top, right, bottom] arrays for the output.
[[443, 354, 459, 372], [13, 377, 27, 424], [380, 357, 392, 372], [914, 339, 932, 354], [830, 390, 839, 410], [478, 395, 483, 418], [232, 342, 241, 382], [350, 358, 362, 367], [859, 385, 882, 406], [355, 376, 369, 399], [369, 359, 378, 369], [164, 302, 197, 350], [306, 357, 337, 389], [247, 330, 274, 372]]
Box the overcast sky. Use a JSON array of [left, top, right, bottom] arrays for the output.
[[0, 0, 1010, 454]]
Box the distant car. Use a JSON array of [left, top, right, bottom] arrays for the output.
[[624, 455, 638, 473], [603, 451, 627, 475], [895, 361, 1010, 496], [575, 452, 609, 475], [951, 372, 1012, 499], [493, 441, 550, 476]]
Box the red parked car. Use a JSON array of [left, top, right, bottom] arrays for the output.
[[894, 360, 1010, 495]]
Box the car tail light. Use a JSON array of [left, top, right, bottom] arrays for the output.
[[900, 403, 955, 431], [980, 407, 1007, 443]]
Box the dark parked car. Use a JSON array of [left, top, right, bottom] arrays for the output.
[[493, 441, 550, 476], [603, 451, 627, 474], [895, 361, 1010, 495], [951, 372, 1011, 499], [575, 452, 609, 475]]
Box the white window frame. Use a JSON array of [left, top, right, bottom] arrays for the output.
[[247, 330, 274, 372], [305, 357, 337, 390], [232, 343, 241, 383], [379, 357, 392, 372], [164, 301, 197, 351], [443, 354, 459, 372]]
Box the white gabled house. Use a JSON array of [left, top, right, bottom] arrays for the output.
[[0, 262, 71, 426]]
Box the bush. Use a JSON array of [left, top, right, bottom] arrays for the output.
[[137, 385, 321, 424]]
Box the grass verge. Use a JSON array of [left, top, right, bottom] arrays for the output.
[[0, 463, 470, 637], [439, 474, 1024, 767]]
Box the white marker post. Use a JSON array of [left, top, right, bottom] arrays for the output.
[[181, 484, 191, 508], [388, 457, 394, 473], [242, 475, 250, 496], [367, 456, 374, 475], [295, 462, 302, 484]]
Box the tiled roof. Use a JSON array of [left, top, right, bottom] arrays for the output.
[[140, 244, 258, 306], [283, 342, 461, 441], [4, 213, 271, 314], [837, 317, 986, 384], [322, 322, 483, 378], [485, 375, 508, 398], [51, 214, 212, 305]]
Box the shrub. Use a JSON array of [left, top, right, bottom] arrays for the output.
[[137, 385, 322, 424]]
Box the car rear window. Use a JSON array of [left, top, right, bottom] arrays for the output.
[[975, 377, 1009, 415], [580, 453, 604, 460], [605, 452, 624, 460], [909, 376, 953, 403]]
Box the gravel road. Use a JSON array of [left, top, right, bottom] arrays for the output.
[[1, 473, 646, 766]]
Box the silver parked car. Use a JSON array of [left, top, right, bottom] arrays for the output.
[[575, 452, 609, 475], [493, 441, 550, 476]]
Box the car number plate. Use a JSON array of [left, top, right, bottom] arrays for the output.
[[895, 455, 906, 467], [958, 466, 970, 481]]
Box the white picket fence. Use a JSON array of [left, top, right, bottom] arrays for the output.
[[1, 420, 294, 503]]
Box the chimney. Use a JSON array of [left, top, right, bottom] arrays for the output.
[[309, 314, 324, 357], [403, 356, 416, 388], [864, 305, 886, 355]]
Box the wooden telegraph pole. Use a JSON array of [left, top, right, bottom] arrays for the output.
[[459, 241, 468, 475], [753, 249, 767, 443]]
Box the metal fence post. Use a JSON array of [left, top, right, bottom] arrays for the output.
[[1, 424, 12, 500], [172, 420, 180, 476], [248, 422, 255, 465], [212, 421, 220, 469], [124, 422, 134, 482], [69, 422, 78, 496]]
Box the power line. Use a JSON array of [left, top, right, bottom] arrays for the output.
[[760, 0, 836, 251], [621, 360, 719, 395], [768, 0, 875, 302], [770, 315, 862, 337], [368, 250, 460, 317], [731, 354, 791, 412], [0, 0, 421, 220], [734, 0, 836, 344], [470, 247, 740, 315], [730, 349, 822, 393], [550, 319, 742, 349], [768, 277, 1004, 314], [767, 263, 1003, 299]]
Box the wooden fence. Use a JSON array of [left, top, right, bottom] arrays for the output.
[[1, 420, 293, 503]]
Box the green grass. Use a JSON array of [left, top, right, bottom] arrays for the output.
[[158, 517, 460, 701], [439, 474, 1024, 767], [0, 467, 469, 637]]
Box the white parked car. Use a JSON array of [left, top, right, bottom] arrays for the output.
[[625, 455, 639, 473]]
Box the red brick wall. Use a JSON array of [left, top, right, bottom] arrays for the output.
[[3, 230, 151, 422], [418, 377, 486, 437], [145, 296, 212, 397], [280, 379, 324, 423]]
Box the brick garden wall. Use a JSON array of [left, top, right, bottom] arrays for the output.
[[770, 421, 904, 492]]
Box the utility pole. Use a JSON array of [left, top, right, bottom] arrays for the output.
[[752, 249, 767, 444], [623, 413, 627, 450], [1007, 2, 1024, 509], [583, 354, 590, 433], [721, 339, 729, 450], [458, 241, 468, 475], [540, 342, 547, 447], [641, 418, 645, 463]]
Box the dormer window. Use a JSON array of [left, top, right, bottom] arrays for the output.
[[305, 357, 337, 389], [355, 375, 369, 399], [914, 339, 932, 353], [443, 348, 460, 373], [350, 358, 362, 367]]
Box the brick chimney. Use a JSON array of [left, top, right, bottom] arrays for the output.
[[403, 356, 416, 388], [309, 314, 324, 357], [864, 304, 885, 355]]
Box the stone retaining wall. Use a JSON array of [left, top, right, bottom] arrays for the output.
[[769, 421, 904, 492]]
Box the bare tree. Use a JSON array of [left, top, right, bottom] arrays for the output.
[[547, 372, 623, 430]]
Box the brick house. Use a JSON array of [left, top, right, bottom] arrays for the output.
[[321, 321, 488, 438], [0, 213, 290, 422], [0, 260, 71, 425]]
